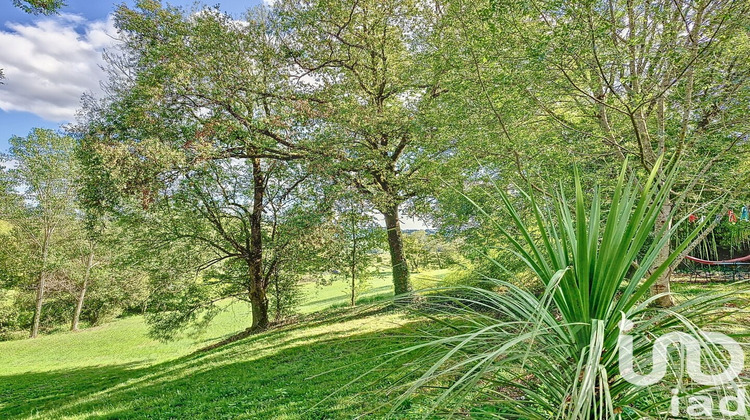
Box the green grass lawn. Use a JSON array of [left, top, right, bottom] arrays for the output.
[[298, 268, 451, 313], [0, 269, 451, 419], [1, 271, 742, 419], [0, 309, 432, 419]]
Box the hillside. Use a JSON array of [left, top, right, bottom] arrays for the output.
[[0, 271, 450, 419], [1, 272, 747, 419]]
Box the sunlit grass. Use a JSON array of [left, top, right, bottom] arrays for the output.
[[0, 269, 455, 419], [0, 309, 426, 419], [0, 265, 745, 419], [299, 267, 452, 313], [0, 268, 450, 376]]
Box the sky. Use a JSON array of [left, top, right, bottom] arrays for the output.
[[0, 0, 263, 151]]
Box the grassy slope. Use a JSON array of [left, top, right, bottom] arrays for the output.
[[0, 269, 450, 419], [1, 271, 738, 419]]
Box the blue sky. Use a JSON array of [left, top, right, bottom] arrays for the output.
[[0, 0, 263, 152]]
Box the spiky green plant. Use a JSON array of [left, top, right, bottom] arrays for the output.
[[387, 157, 748, 419]]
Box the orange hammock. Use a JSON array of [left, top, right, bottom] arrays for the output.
[[685, 254, 750, 265]]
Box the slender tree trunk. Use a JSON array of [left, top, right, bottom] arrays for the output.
[[72, 250, 95, 331], [249, 158, 269, 330], [31, 272, 46, 339], [351, 212, 357, 307], [31, 230, 51, 339], [650, 200, 675, 307], [382, 202, 411, 295], [274, 272, 281, 322]]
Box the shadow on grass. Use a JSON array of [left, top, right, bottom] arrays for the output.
[[0, 311, 429, 420], [0, 363, 146, 417]]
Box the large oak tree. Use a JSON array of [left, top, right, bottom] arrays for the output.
[[79, 2, 320, 330], [275, 0, 455, 295]]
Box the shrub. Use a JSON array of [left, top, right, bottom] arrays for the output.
[[388, 157, 748, 419]]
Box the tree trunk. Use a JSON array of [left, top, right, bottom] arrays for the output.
[[30, 272, 46, 339], [351, 215, 357, 307], [30, 230, 51, 339], [274, 272, 281, 322], [72, 249, 95, 332], [249, 283, 269, 330], [650, 200, 675, 307], [249, 158, 269, 330], [382, 203, 411, 295], [349, 206, 358, 307]]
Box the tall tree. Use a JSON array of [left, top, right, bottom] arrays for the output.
[[524, 0, 750, 306], [0, 129, 77, 338], [440, 0, 750, 306], [78, 1, 323, 330], [275, 0, 453, 295], [108, 160, 329, 338], [67, 236, 95, 332], [64, 224, 107, 332]]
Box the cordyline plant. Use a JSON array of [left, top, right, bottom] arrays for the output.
[[384, 157, 748, 419]]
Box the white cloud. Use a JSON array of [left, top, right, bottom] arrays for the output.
[[372, 213, 431, 230], [0, 14, 119, 122], [0, 159, 18, 169]]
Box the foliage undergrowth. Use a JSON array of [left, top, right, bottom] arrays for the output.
[[382, 158, 750, 419]]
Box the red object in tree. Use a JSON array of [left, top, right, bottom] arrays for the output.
[[685, 254, 750, 265], [728, 209, 738, 223]]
